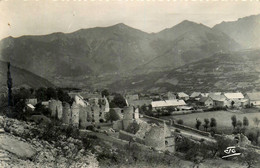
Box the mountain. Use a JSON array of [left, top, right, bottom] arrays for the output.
[[0, 22, 240, 88], [0, 61, 54, 93], [109, 49, 260, 93], [133, 20, 240, 72], [213, 14, 260, 49]]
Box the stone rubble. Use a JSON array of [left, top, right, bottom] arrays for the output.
[[0, 116, 99, 168]]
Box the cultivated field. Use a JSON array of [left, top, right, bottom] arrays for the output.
[[161, 110, 260, 134]]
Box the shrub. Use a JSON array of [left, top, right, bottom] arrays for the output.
[[86, 125, 94, 131], [177, 119, 184, 125], [125, 122, 140, 134], [105, 109, 120, 122], [175, 129, 181, 133]]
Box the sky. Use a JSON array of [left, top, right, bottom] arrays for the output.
[[1, 0, 260, 40]]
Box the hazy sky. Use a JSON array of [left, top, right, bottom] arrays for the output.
[[1, 0, 260, 40]]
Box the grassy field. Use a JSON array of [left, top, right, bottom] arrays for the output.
[[161, 110, 260, 134]]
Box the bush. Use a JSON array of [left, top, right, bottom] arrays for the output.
[[125, 122, 140, 134], [105, 109, 120, 122], [175, 129, 181, 133], [177, 119, 184, 125], [86, 125, 94, 131]]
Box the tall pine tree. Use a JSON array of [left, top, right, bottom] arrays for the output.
[[7, 62, 13, 106]]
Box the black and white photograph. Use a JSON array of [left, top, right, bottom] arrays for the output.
[[1, 0, 260, 167]]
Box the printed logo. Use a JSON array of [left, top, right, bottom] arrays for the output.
[[222, 146, 241, 159]]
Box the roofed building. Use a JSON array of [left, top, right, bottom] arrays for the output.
[[199, 97, 214, 107], [223, 92, 244, 100], [151, 99, 186, 109], [177, 92, 189, 101], [127, 99, 152, 108], [190, 92, 201, 100], [245, 92, 260, 106]]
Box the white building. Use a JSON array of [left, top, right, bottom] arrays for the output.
[[245, 92, 260, 106]]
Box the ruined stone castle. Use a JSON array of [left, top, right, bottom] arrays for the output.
[[48, 95, 109, 128]]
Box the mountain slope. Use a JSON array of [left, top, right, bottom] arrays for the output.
[[134, 21, 240, 73], [0, 22, 240, 88], [0, 24, 158, 82], [109, 49, 260, 93], [0, 61, 54, 92], [213, 14, 260, 48]]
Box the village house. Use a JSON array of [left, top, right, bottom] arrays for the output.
[[245, 92, 260, 107], [177, 92, 189, 101], [26, 104, 35, 111], [41, 101, 50, 108], [25, 98, 37, 106], [198, 97, 214, 107], [198, 93, 209, 99], [189, 92, 201, 101], [74, 95, 88, 107], [151, 99, 186, 110], [161, 92, 176, 100], [223, 92, 247, 107], [126, 99, 152, 108]]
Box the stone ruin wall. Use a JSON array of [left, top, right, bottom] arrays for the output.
[[144, 126, 165, 151], [62, 102, 71, 125], [71, 102, 79, 128], [79, 106, 88, 129], [49, 100, 63, 119]]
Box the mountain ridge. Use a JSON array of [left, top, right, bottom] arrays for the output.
[[0, 17, 251, 89]]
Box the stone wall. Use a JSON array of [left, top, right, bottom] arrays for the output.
[[144, 126, 165, 151], [119, 130, 145, 145], [71, 102, 79, 128], [79, 106, 88, 129], [49, 100, 63, 119], [62, 102, 71, 124], [112, 120, 123, 131]]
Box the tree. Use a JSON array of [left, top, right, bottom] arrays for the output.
[[57, 88, 72, 104], [13, 87, 32, 105], [101, 89, 109, 97], [35, 103, 51, 116], [243, 117, 249, 127], [126, 122, 140, 134], [195, 119, 202, 130], [237, 120, 242, 127], [203, 118, 209, 131], [111, 93, 127, 108], [140, 104, 147, 114], [231, 101, 235, 108], [231, 115, 237, 129], [253, 117, 260, 127], [177, 119, 184, 125], [7, 62, 13, 107], [210, 118, 217, 128], [35, 87, 47, 101], [234, 120, 243, 134], [105, 109, 120, 122], [46, 87, 57, 100]]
